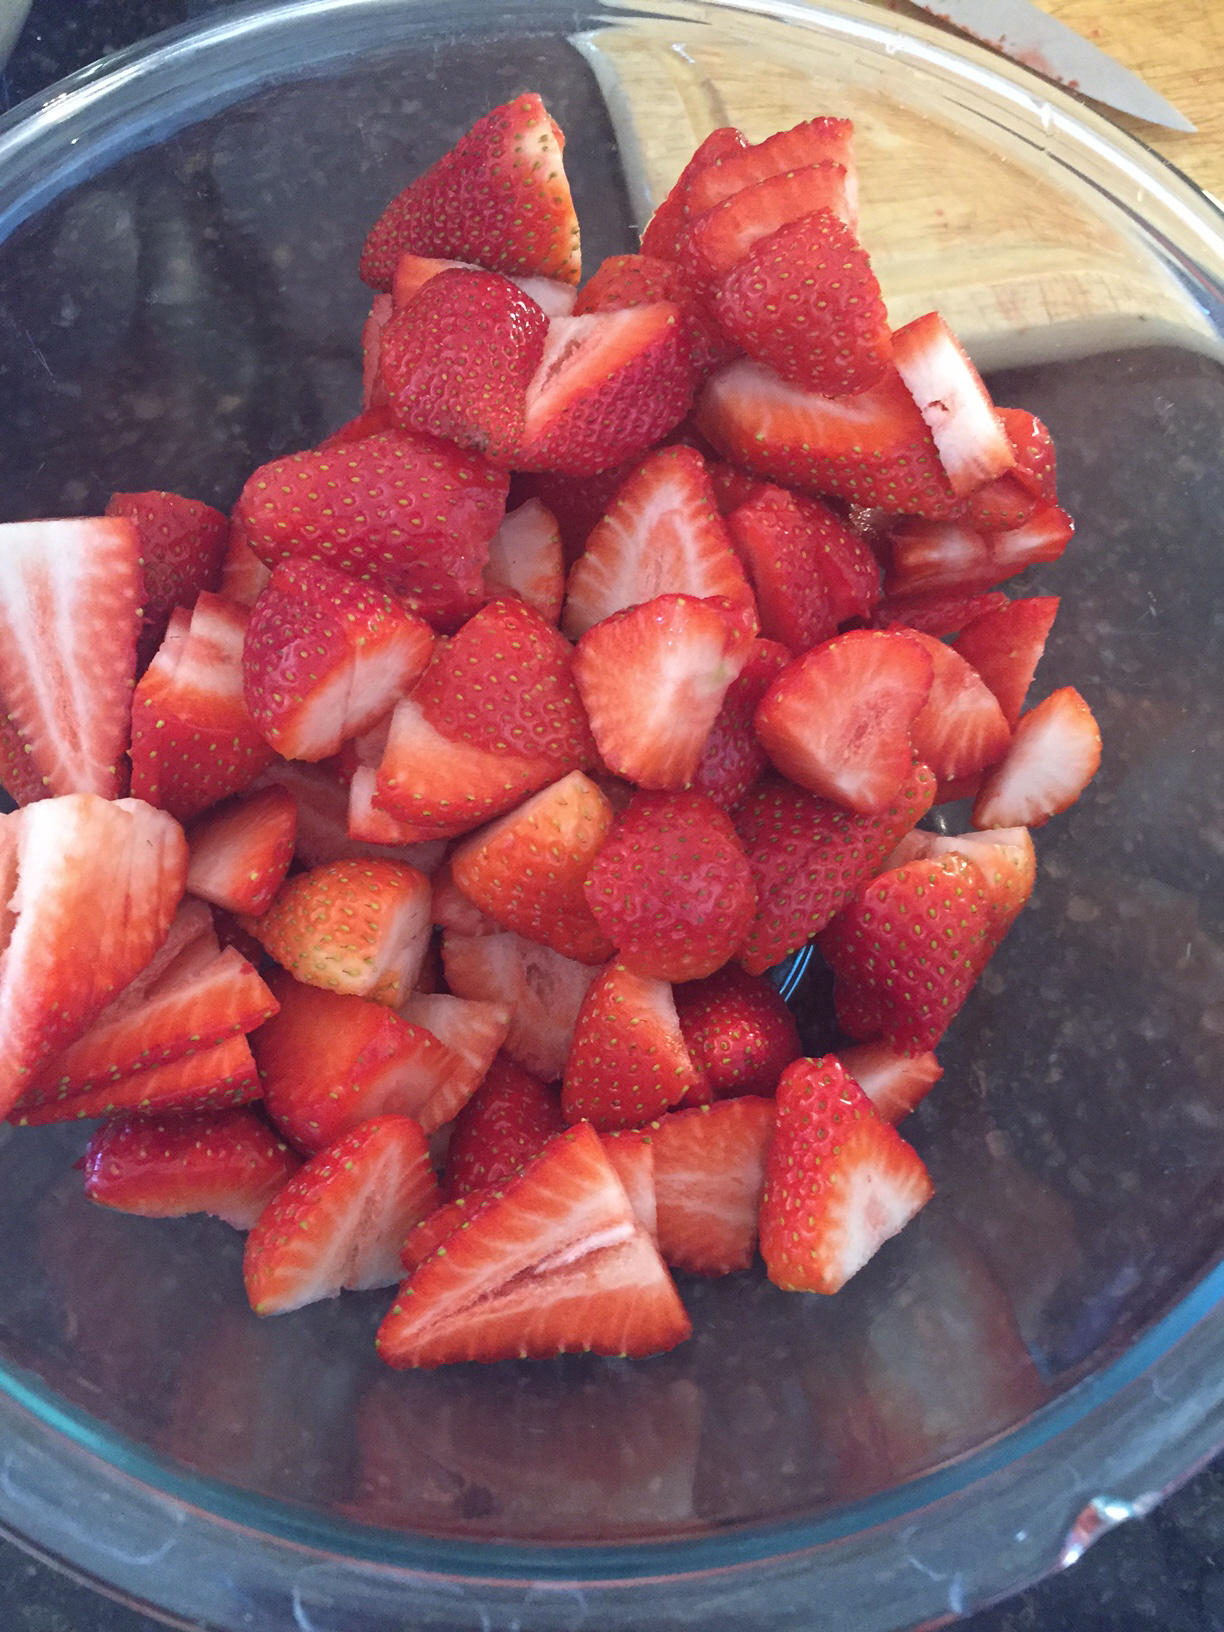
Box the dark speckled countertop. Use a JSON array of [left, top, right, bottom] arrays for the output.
[[2, 3, 1224, 1629]]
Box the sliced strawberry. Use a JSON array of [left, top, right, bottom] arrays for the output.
[[986, 504, 1075, 581], [16, 1034, 261, 1125], [951, 596, 1060, 729], [712, 209, 891, 395], [232, 432, 509, 633], [572, 253, 736, 383], [450, 770, 615, 964], [483, 498, 564, 623], [129, 591, 274, 823], [686, 166, 853, 281], [83, 1107, 300, 1230], [583, 790, 756, 982], [901, 628, 1011, 783], [360, 94, 580, 291], [440, 929, 599, 1083], [868, 589, 1009, 638], [247, 857, 432, 1006], [997, 407, 1057, 500], [640, 126, 747, 262], [400, 1196, 474, 1272], [755, 630, 934, 816], [759, 1056, 932, 1293], [838, 1040, 943, 1124], [516, 305, 694, 476], [0, 517, 141, 799], [674, 964, 799, 1098], [347, 765, 434, 846], [241, 561, 434, 762], [599, 1130, 658, 1240], [696, 359, 961, 518], [972, 686, 1102, 830], [885, 825, 1036, 953], [398, 991, 512, 1128], [692, 636, 791, 809], [684, 117, 857, 219], [376, 1122, 690, 1366], [891, 312, 1014, 496], [561, 446, 754, 640], [652, 1096, 776, 1275], [185, 785, 297, 916], [256, 757, 446, 872], [361, 293, 394, 409], [219, 516, 272, 607], [443, 1055, 564, 1199], [105, 491, 229, 670], [562, 962, 698, 1130], [317, 404, 398, 450], [388, 253, 577, 319], [733, 765, 937, 975], [962, 472, 1038, 532], [572, 593, 755, 790], [244, 1117, 439, 1314]]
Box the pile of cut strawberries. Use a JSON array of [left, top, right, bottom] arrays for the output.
[[0, 93, 1101, 1369]]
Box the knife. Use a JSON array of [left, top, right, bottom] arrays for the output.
[[908, 0, 1195, 132]]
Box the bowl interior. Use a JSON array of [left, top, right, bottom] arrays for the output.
[[0, 0, 1223, 1563]]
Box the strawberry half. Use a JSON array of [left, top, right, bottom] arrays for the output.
[[83, 1107, 300, 1230], [186, 785, 297, 916], [0, 517, 142, 800], [443, 1055, 565, 1199], [376, 1122, 691, 1367], [972, 686, 1102, 830], [890, 312, 1014, 497], [561, 445, 755, 640], [691, 636, 791, 809], [562, 962, 699, 1131], [759, 1056, 932, 1293], [360, 94, 580, 291], [652, 1096, 776, 1276], [483, 498, 564, 624], [951, 595, 1060, 729], [838, 1040, 943, 1124], [441, 929, 599, 1083], [105, 490, 229, 671], [244, 1116, 439, 1314], [885, 507, 1074, 598], [674, 964, 800, 1098]]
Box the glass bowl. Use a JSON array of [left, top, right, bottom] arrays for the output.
[[1, 2, 1223, 1628]]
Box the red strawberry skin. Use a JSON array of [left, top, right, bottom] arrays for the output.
[[951, 595, 1060, 729], [106, 491, 229, 670], [692, 636, 791, 809], [360, 94, 581, 291], [443, 1055, 565, 1199], [574, 253, 736, 383], [674, 964, 799, 1098], [652, 1095, 777, 1275], [640, 127, 747, 262], [562, 962, 699, 1131], [186, 785, 298, 916], [232, 432, 509, 633]]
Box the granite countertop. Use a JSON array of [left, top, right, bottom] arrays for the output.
[[2, 3, 1224, 1629]]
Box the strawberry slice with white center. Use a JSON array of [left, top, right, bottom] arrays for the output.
[[900, 627, 1012, 783], [376, 1121, 691, 1367], [652, 1096, 776, 1276], [686, 165, 853, 280], [0, 517, 142, 800], [483, 498, 565, 624], [572, 593, 755, 790], [562, 962, 699, 1131], [951, 596, 1060, 729], [443, 1055, 565, 1199], [16, 1033, 261, 1125], [516, 305, 695, 477], [972, 686, 1102, 830], [759, 1056, 932, 1294], [242, 560, 435, 762], [244, 1116, 439, 1315], [441, 929, 599, 1083], [561, 445, 755, 640], [838, 1041, 944, 1125], [599, 1130, 657, 1241], [398, 991, 511, 1128], [754, 630, 935, 816], [885, 510, 1073, 601], [683, 116, 857, 222], [186, 784, 297, 915], [83, 1107, 301, 1230], [890, 312, 1015, 497]]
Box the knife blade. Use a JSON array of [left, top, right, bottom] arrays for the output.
[[909, 0, 1195, 132]]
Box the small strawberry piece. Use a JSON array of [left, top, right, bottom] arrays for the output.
[[692, 636, 791, 809], [248, 858, 432, 1006], [360, 94, 581, 291], [317, 404, 397, 450], [376, 1122, 691, 1367], [129, 592, 274, 823], [347, 766, 434, 846], [962, 472, 1038, 532], [573, 593, 755, 790], [431, 859, 500, 937], [952, 596, 1060, 729], [450, 770, 615, 964], [755, 630, 934, 816], [186, 785, 297, 916], [516, 305, 694, 477], [684, 117, 857, 219], [696, 360, 961, 519], [561, 446, 754, 640], [483, 498, 564, 623], [985, 504, 1075, 582], [891, 313, 1014, 497], [818, 853, 995, 1052], [0, 517, 141, 800], [674, 964, 799, 1098], [759, 1056, 932, 1293], [219, 517, 272, 607], [106, 491, 229, 670], [640, 127, 747, 262], [244, 1117, 439, 1314], [398, 992, 512, 1128], [232, 433, 509, 633], [838, 1040, 943, 1125], [885, 825, 1036, 953], [573, 253, 736, 383], [972, 686, 1101, 830], [379, 269, 549, 462], [414, 597, 591, 771], [901, 628, 1011, 783], [389, 253, 578, 319], [599, 1130, 657, 1240], [583, 790, 756, 983], [441, 929, 599, 1083], [83, 1107, 300, 1230], [16, 1034, 261, 1125], [443, 1055, 565, 1199], [361, 293, 393, 409], [686, 166, 853, 281], [652, 1096, 776, 1275], [997, 407, 1057, 501], [713, 209, 891, 396], [241, 561, 435, 761], [562, 962, 699, 1131], [869, 589, 1009, 638], [883, 519, 989, 598], [256, 758, 445, 872]]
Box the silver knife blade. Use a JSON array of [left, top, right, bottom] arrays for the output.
[[910, 0, 1195, 132]]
